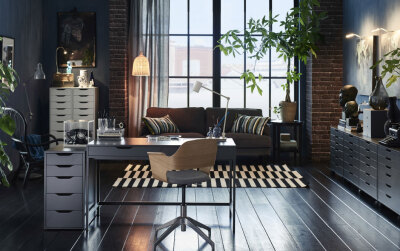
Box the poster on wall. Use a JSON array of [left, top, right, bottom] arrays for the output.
[[380, 31, 400, 98], [57, 11, 96, 68], [0, 36, 14, 68]]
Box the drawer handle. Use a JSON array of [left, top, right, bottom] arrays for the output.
[[385, 165, 392, 170], [79, 108, 88, 110], [386, 194, 391, 199], [56, 95, 66, 97], [56, 101, 66, 104], [79, 95, 89, 97], [365, 172, 370, 176], [386, 184, 392, 188], [56, 176, 73, 179], [79, 102, 88, 104], [56, 115, 66, 117], [385, 148, 392, 153], [366, 156, 370, 159], [56, 210, 73, 213], [56, 193, 73, 196], [386, 173, 391, 178], [56, 108, 66, 110], [57, 88, 66, 90], [56, 165, 73, 168], [116, 146, 132, 149], [365, 182, 370, 185], [349, 171, 353, 175], [56, 121, 64, 123], [56, 153, 73, 156], [79, 88, 88, 90], [386, 157, 391, 161]]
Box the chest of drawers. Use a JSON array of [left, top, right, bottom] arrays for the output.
[[50, 87, 98, 139]]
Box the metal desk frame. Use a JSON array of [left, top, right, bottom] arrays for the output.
[[85, 138, 237, 233]]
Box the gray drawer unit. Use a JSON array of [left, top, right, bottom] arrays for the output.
[[45, 148, 85, 230], [330, 127, 400, 215]]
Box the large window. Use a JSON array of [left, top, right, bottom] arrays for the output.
[[168, 0, 296, 119]]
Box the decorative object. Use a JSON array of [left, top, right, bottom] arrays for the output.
[[356, 122, 363, 133], [23, 63, 46, 120], [66, 61, 72, 73], [89, 71, 95, 87], [369, 77, 389, 110], [63, 120, 94, 146], [57, 10, 96, 68], [344, 101, 359, 127], [206, 127, 213, 138], [384, 97, 400, 135], [52, 72, 74, 87], [142, 115, 179, 135], [0, 55, 18, 187], [231, 114, 270, 135], [363, 109, 387, 138], [77, 70, 89, 87], [339, 85, 358, 108], [212, 125, 222, 138], [193, 81, 230, 139], [216, 0, 326, 122], [0, 36, 14, 68], [113, 163, 308, 188]]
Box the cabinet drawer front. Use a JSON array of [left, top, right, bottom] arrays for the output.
[[359, 148, 377, 163], [51, 94, 72, 102], [73, 114, 95, 121], [46, 153, 83, 165], [378, 147, 400, 169], [47, 164, 83, 177], [75, 101, 95, 109], [50, 88, 73, 96], [344, 168, 359, 186], [73, 108, 95, 115], [51, 113, 73, 122], [359, 177, 377, 199], [73, 88, 96, 96], [46, 177, 83, 193], [359, 139, 377, 153], [50, 101, 73, 109], [45, 210, 83, 229], [50, 121, 64, 131], [74, 95, 95, 102], [378, 190, 400, 215], [378, 162, 400, 177], [359, 169, 377, 186], [50, 108, 73, 116], [359, 160, 377, 178], [46, 194, 82, 211]]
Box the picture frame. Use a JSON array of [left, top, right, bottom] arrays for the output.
[[0, 35, 15, 68], [57, 10, 96, 68]]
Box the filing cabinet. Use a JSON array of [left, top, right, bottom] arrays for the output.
[[330, 127, 400, 214], [44, 147, 85, 229], [50, 87, 98, 139]]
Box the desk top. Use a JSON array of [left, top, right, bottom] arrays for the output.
[[269, 120, 303, 125], [87, 137, 236, 147]]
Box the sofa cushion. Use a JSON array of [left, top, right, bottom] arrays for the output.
[[160, 132, 205, 138], [146, 107, 206, 134], [225, 133, 271, 148], [142, 115, 180, 135], [231, 114, 270, 135], [205, 108, 263, 132]]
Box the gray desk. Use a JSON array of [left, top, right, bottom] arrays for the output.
[[85, 138, 237, 233]]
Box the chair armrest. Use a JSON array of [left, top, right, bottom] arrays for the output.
[[147, 152, 170, 182]]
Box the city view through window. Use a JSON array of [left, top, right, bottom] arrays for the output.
[[168, 0, 295, 119]]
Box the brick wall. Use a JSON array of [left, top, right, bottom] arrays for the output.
[[305, 0, 343, 162], [109, 0, 129, 126]]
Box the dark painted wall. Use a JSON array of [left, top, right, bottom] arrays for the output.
[[42, 0, 110, 113], [0, 0, 44, 176], [343, 0, 400, 107]]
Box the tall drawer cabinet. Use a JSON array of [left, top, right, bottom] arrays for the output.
[[330, 127, 400, 214], [50, 87, 98, 139], [44, 147, 86, 229]]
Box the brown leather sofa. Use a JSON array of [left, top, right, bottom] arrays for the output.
[[140, 107, 271, 158]]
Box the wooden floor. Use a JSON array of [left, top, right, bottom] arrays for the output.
[[0, 161, 400, 251]]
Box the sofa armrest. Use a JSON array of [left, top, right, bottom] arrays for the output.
[[263, 123, 271, 136]]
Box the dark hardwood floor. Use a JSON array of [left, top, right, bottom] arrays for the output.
[[0, 161, 399, 251]]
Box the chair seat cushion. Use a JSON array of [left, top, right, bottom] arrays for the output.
[[166, 170, 210, 185]]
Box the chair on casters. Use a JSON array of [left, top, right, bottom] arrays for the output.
[[148, 139, 218, 251]]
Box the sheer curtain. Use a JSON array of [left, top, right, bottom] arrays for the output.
[[128, 0, 169, 136]]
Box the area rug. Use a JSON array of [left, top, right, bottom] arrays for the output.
[[112, 164, 308, 188]]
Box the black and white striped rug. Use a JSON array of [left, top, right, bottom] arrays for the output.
[[113, 164, 308, 188]]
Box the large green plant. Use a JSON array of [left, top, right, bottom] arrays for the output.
[[216, 0, 326, 103], [371, 48, 400, 88], [0, 62, 18, 187]]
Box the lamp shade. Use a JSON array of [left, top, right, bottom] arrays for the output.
[[34, 63, 46, 80], [132, 51, 150, 76], [193, 81, 203, 93]]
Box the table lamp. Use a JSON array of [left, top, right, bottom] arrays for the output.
[[193, 81, 230, 140]]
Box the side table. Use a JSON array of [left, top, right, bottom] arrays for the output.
[[270, 120, 303, 165]]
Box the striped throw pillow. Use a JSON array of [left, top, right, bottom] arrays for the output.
[[142, 115, 180, 135], [231, 114, 270, 135]]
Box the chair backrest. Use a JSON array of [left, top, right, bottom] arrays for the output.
[[2, 107, 28, 153], [170, 139, 218, 173]]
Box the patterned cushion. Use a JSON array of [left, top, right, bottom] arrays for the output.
[[142, 115, 180, 135], [231, 114, 270, 135]]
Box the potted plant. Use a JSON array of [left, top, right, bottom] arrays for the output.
[[372, 47, 400, 88], [216, 0, 326, 122], [0, 62, 18, 187]]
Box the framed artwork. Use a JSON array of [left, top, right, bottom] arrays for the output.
[[0, 36, 15, 68], [57, 11, 96, 68]]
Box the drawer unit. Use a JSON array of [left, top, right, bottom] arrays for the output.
[[45, 150, 85, 230], [330, 127, 400, 216], [49, 87, 98, 141]]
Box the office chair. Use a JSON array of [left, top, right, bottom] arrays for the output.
[[148, 139, 218, 251]]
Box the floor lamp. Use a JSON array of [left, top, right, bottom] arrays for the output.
[[193, 81, 230, 140]]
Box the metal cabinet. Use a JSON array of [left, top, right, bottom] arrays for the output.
[[44, 149, 85, 229]]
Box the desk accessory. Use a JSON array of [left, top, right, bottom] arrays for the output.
[[363, 109, 387, 138], [379, 125, 400, 147], [64, 120, 94, 147]]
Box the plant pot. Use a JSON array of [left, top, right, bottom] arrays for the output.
[[279, 101, 297, 122]]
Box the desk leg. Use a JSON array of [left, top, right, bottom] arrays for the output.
[[298, 124, 303, 166], [85, 157, 89, 231], [277, 126, 281, 163], [232, 158, 236, 234], [96, 160, 100, 218], [272, 125, 276, 163]]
